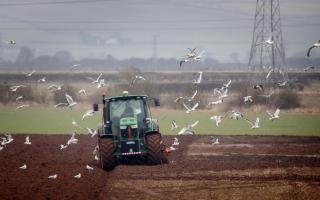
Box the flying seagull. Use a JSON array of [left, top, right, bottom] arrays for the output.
[[15, 95, 23, 101], [193, 71, 203, 84], [186, 90, 198, 102], [60, 144, 68, 150], [228, 110, 243, 120], [208, 99, 223, 106], [86, 73, 102, 84], [38, 77, 46, 83], [65, 94, 77, 108], [8, 40, 16, 45], [266, 68, 274, 79], [130, 75, 146, 87], [244, 117, 260, 129], [222, 80, 232, 89], [253, 84, 264, 92], [82, 109, 94, 120], [24, 70, 36, 77], [304, 66, 315, 72], [171, 120, 178, 130], [48, 84, 63, 91], [243, 96, 253, 104], [178, 121, 199, 135], [86, 128, 97, 138], [78, 89, 86, 95], [266, 108, 280, 121], [258, 32, 274, 46], [67, 132, 79, 145], [277, 81, 287, 87], [15, 104, 30, 111], [179, 48, 205, 67], [307, 40, 320, 57], [97, 79, 105, 89], [183, 101, 199, 114], [10, 85, 26, 92], [210, 115, 222, 127], [257, 90, 274, 98]]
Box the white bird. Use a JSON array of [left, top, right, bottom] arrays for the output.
[[183, 101, 199, 114], [174, 96, 184, 103], [228, 111, 243, 120], [54, 103, 69, 108], [208, 99, 223, 106], [97, 79, 105, 89], [259, 32, 274, 46], [60, 144, 68, 150], [82, 110, 94, 120], [243, 96, 253, 104], [86, 165, 94, 170], [15, 104, 29, 111], [186, 90, 198, 102], [72, 119, 81, 128], [130, 75, 146, 87], [38, 77, 46, 83], [193, 71, 203, 84], [67, 132, 79, 145], [172, 137, 179, 146], [257, 90, 274, 98], [48, 84, 63, 91], [210, 115, 222, 127], [86, 73, 102, 84], [253, 84, 264, 92], [245, 117, 260, 129], [65, 94, 77, 108], [78, 89, 86, 95], [179, 48, 204, 67], [178, 121, 199, 135], [266, 108, 280, 121], [10, 85, 26, 92], [19, 164, 27, 170], [4, 134, 14, 144], [171, 120, 178, 130], [211, 137, 219, 145], [303, 66, 315, 72], [93, 145, 99, 156], [24, 136, 31, 145], [15, 95, 23, 101], [222, 80, 232, 89], [70, 64, 80, 71], [277, 81, 287, 87], [87, 128, 97, 138], [74, 173, 81, 179], [24, 70, 36, 77], [48, 174, 58, 179], [168, 146, 178, 151], [266, 68, 274, 79], [218, 88, 228, 99], [0, 146, 3, 151], [307, 40, 320, 57], [94, 155, 100, 160]]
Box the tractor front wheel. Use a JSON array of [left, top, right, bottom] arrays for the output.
[[98, 137, 117, 171], [145, 133, 168, 165]]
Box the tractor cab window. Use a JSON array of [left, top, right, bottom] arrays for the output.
[[109, 99, 149, 122]]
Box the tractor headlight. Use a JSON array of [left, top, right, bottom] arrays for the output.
[[120, 126, 127, 129], [131, 124, 138, 129]]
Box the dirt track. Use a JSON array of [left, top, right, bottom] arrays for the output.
[[1, 134, 320, 200]]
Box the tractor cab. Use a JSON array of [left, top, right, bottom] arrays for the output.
[[95, 91, 167, 171]]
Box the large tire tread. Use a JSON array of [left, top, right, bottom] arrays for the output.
[[99, 137, 116, 171], [146, 133, 168, 165]]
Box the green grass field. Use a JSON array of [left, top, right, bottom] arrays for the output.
[[0, 106, 319, 136]]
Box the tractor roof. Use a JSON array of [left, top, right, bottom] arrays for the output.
[[104, 95, 149, 102]]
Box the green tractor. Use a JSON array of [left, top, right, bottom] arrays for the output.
[[93, 91, 168, 171]]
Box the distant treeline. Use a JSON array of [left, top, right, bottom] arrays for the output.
[[0, 46, 319, 71]]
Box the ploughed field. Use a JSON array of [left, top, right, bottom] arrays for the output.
[[1, 135, 320, 200]]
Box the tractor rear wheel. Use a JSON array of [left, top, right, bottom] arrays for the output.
[[98, 137, 116, 171], [145, 133, 168, 165]]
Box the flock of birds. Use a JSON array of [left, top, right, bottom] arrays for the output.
[[0, 37, 319, 172]]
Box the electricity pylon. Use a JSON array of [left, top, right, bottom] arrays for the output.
[[248, 0, 288, 85]]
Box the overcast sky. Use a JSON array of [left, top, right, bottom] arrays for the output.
[[0, 0, 319, 62]]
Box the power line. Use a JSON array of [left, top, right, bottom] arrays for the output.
[[0, 0, 114, 7]]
